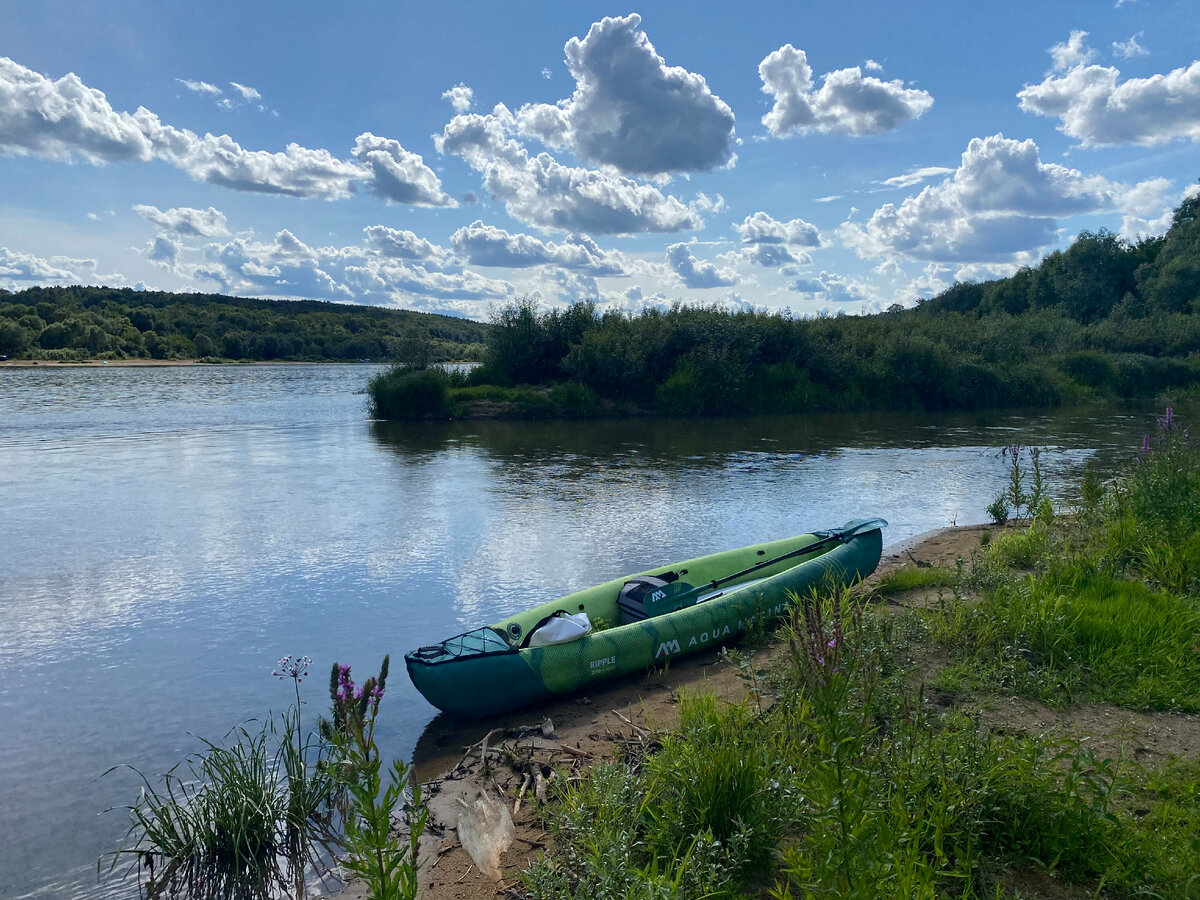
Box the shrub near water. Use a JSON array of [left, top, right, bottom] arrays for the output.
[[368, 366, 453, 419]]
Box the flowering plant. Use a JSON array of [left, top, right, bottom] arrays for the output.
[[318, 656, 425, 900]]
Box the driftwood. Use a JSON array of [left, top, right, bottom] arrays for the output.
[[905, 549, 932, 568]]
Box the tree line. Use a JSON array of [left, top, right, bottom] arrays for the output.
[[371, 188, 1200, 418], [0, 286, 487, 363]]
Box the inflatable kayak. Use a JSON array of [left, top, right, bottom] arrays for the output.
[[405, 518, 886, 717]]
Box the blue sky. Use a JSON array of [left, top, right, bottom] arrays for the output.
[[2, 0, 1198, 319]]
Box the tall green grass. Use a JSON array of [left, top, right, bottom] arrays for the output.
[[107, 655, 425, 900], [106, 712, 334, 900], [871, 565, 959, 596], [933, 415, 1200, 711], [523, 582, 1196, 898], [524, 693, 787, 900]]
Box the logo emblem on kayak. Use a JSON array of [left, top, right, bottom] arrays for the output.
[[655, 639, 681, 659]]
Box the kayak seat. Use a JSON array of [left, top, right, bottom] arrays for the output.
[[617, 576, 669, 624], [618, 576, 699, 624]]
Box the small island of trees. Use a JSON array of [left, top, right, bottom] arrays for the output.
[[370, 189, 1200, 420]]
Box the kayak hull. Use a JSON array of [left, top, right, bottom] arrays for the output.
[[406, 520, 884, 718]]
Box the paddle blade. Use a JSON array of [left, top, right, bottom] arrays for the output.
[[834, 517, 888, 539]]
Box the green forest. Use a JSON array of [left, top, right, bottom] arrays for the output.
[[371, 190, 1200, 419], [0, 286, 487, 363]]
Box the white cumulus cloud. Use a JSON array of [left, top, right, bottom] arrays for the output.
[[786, 270, 870, 304], [139, 215, 512, 311], [437, 103, 701, 234], [351, 132, 455, 206], [1049, 30, 1096, 71], [450, 221, 629, 275], [0, 56, 450, 206], [839, 133, 1146, 264], [734, 211, 820, 246], [759, 44, 933, 137], [0, 246, 118, 287], [0, 57, 156, 162], [515, 13, 736, 176], [144, 233, 181, 266], [442, 84, 473, 113], [1019, 33, 1200, 145], [742, 243, 801, 267], [666, 242, 739, 288], [133, 204, 230, 237], [363, 225, 452, 266], [1113, 33, 1149, 59]]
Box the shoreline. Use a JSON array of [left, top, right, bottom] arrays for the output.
[[397, 525, 996, 900], [397, 519, 1200, 900]]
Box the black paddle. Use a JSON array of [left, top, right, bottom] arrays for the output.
[[642, 517, 888, 617]]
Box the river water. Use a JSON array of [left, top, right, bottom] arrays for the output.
[[0, 364, 1180, 898]]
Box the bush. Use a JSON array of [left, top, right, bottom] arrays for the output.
[[1062, 350, 1116, 389], [547, 381, 600, 418], [368, 366, 452, 419], [655, 346, 748, 416]]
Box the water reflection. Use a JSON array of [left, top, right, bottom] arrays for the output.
[[370, 404, 1154, 469]]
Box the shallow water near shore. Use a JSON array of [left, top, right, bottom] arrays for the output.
[[0, 363, 1187, 898]]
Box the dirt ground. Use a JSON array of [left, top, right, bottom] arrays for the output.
[[339, 524, 1200, 900]]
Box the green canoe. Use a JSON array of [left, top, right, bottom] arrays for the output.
[[405, 518, 886, 718]]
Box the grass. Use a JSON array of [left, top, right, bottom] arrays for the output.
[[520, 410, 1200, 899], [871, 564, 960, 595], [107, 656, 424, 900], [105, 713, 335, 900], [522, 696, 784, 900]]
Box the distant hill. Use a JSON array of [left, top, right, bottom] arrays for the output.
[[0, 286, 488, 363]]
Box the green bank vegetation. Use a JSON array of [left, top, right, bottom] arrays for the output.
[[0, 286, 486, 363], [371, 190, 1200, 419], [521, 410, 1200, 898]]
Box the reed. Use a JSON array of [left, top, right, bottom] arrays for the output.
[[105, 712, 334, 900]]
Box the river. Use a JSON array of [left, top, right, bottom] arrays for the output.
[[0, 363, 1178, 898]]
